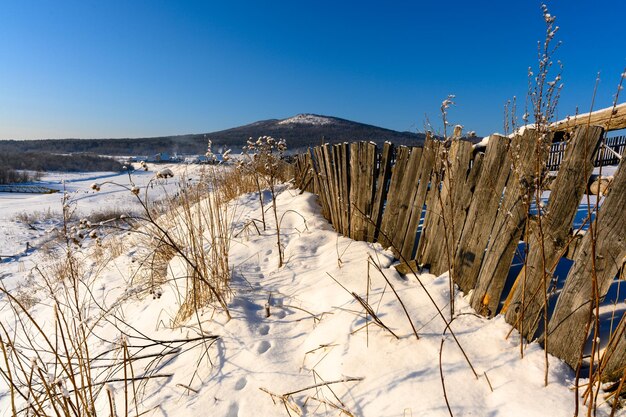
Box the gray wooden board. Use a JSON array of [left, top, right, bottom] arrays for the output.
[[545, 152, 626, 368], [434, 141, 480, 277], [470, 129, 549, 317], [350, 142, 377, 240], [416, 140, 473, 275], [341, 143, 352, 236], [322, 144, 341, 231], [387, 146, 423, 255], [371, 142, 393, 242], [454, 135, 512, 293], [504, 125, 603, 339], [312, 146, 332, 221], [349, 142, 362, 239], [379, 146, 411, 249], [333, 144, 348, 235], [400, 136, 438, 260], [415, 148, 444, 265], [363, 142, 378, 242]]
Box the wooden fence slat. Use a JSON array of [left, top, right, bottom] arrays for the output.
[[415, 139, 473, 276], [370, 142, 394, 242], [400, 136, 438, 260], [322, 144, 341, 231], [349, 142, 377, 241], [349, 142, 361, 239], [363, 142, 378, 242], [386, 146, 423, 255], [306, 152, 316, 193], [544, 153, 626, 368], [470, 129, 549, 317], [333, 144, 348, 236], [378, 146, 411, 248], [415, 149, 443, 265], [503, 125, 604, 338], [312, 146, 332, 221], [453, 135, 511, 293], [339, 143, 351, 236], [448, 148, 483, 266]]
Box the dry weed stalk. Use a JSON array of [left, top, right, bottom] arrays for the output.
[[242, 136, 289, 268]]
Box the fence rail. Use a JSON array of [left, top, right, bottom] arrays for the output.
[[293, 126, 626, 384]]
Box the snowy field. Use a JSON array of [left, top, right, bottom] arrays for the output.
[[0, 165, 624, 416]]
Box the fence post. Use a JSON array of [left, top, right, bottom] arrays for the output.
[[470, 129, 548, 317], [453, 135, 511, 293], [545, 149, 625, 367], [503, 125, 604, 338]]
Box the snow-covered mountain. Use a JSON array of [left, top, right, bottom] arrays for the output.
[[277, 114, 334, 126]]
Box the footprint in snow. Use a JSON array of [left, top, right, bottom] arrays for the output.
[[274, 309, 287, 319], [225, 402, 239, 417], [257, 340, 271, 354], [234, 377, 247, 391], [259, 324, 270, 336]]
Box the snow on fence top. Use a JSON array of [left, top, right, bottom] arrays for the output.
[[552, 102, 626, 132]]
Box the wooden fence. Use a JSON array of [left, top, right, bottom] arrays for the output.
[[547, 135, 626, 170], [293, 125, 626, 383]]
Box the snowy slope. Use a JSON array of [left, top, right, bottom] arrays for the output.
[[0, 174, 623, 417]]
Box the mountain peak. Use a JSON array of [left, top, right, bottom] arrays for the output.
[[277, 114, 334, 126]]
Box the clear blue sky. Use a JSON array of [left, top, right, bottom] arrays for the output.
[[0, 0, 624, 139]]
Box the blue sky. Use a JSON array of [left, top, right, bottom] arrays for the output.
[[0, 0, 624, 139]]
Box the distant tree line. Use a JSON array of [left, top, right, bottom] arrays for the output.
[[0, 152, 124, 183], [0, 167, 41, 184]]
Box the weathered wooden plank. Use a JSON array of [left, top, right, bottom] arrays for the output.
[[363, 142, 378, 242], [348, 142, 377, 241], [339, 143, 351, 236], [415, 148, 444, 265], [349, 142, 362, 239], [333, 144, 348, 236], [379, 146, 411, 248], [544, 153, 626, 368], [386, 146, 423, 255], [504, 125, 604, 338], [305, 152, 316, 193], [447, 149, 483, 271], [470, 129, 549, 317], [453, 135, 512, 293], [371, 142, 394, 242], [322, 144, 342, 231], [553, 102, 626, 132], [416, 140, 473, 276], [312, 146, 332, 222], [400, 136, 438, 260]]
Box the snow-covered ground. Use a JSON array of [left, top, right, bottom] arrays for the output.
[[0, 168, 623, 416], [0, 164, 193, 273]]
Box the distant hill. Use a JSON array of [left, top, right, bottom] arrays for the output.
[[0, 114, 426, 156]]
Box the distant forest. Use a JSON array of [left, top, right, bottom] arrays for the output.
[[0, 167, 40, 184], [0, 136, 208, 156], [0, 152, 124, 184]]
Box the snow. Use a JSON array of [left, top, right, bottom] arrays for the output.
[[0, 168, 624, 416], [554, 102, 626, 128], [278, 114, 333, 126]]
